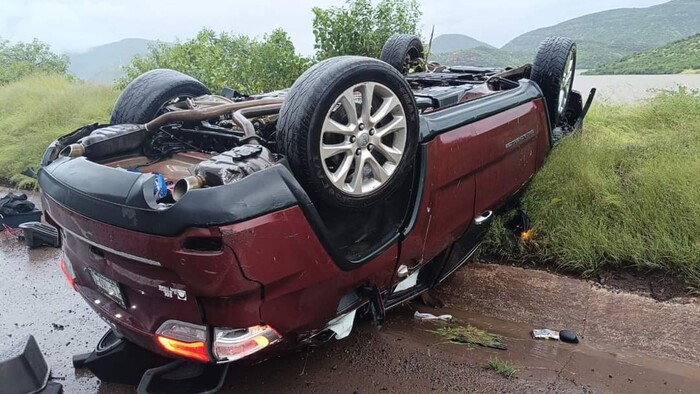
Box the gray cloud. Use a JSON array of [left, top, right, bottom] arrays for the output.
[[0, 0, 668, 54]]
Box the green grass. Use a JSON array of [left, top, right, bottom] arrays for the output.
[[486, 357, 517, 378], [0, 74, 117, 188], [482, 88, 700, 293], [429, 323, 505, 349]]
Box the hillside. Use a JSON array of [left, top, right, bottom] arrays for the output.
[[68, 38, 158, 84], [502, 0, 700, 68], [430, 34, 495, 54], [588, 34, 700, 75], [431, 47, 531, 68]]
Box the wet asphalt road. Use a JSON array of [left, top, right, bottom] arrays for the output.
[[3, 233, 700, 393]]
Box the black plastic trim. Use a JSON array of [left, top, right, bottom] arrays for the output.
[[39, 158, 300, 236], [419, 80, 544, 142]]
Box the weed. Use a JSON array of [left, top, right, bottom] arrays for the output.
[[487, 357, 517, 378], [429, 324, 506, 350]]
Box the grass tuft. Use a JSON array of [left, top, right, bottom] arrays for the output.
[[0, 74, 117, 189], [482, 87, 700, 293], [429, 324, 505, 349], [486, 357, 517, 378]]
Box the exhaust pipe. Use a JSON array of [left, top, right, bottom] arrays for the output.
[[60, 143, 86, 158], [172, 176, 205, 201]]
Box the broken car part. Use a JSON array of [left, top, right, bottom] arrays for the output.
[[532, 329, 579, 344], [414, 311, 453, 321], [0, 335, 63, 394], [532, 328, 560, 340], [18, 221, 60, 248]]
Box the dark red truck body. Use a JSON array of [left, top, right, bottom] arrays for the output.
[[41, 87, 552, 360]]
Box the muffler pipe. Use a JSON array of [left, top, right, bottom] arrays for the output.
[[60, 143, 86, 158], [145, 98, 284, 132], [172, 175, 205, 201]]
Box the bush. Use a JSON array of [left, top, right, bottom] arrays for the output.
[[312, 0, 421, 60], [483, 88, 700, 293], [116, 29, 311, 94], [0, 75, 117, 188], [0, 38, 69, 85]]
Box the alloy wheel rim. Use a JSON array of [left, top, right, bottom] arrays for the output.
[[320, 82, 407, 196], [557, 50, 575, 117]]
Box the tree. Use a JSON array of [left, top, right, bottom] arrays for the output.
[[312, 0, 422, 60], [116, 29, 311, 94], [0, 38, 69, 85]]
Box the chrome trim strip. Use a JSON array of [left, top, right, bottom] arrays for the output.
[[60, 225, 161, 267], [505, 129, 535, 149]]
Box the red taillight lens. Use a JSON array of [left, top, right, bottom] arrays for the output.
[[59, 259, 75, 290], [155, 335, 209, 362], [155, 320, 210, 362], [213, 325, 281, 363]]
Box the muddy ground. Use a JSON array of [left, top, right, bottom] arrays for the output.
[[2, 232, 700, 394]]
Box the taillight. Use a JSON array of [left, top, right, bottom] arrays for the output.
[[155, 320, 210, 362], [59, 258, 75, 290], [213, 325, 281, 363]]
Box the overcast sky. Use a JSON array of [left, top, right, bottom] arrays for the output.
[[0, 0, 669, 54]]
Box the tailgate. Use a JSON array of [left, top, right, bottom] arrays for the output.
[[44, 193, 260, 335]]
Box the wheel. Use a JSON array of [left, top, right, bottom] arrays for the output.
[[379, 34, 425, 74], [111, 69, 211, 124], [277, 56, 419, 211], [530, 37, 576, 127]]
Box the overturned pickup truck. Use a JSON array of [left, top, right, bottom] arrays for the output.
[[38, 35, 592, 390]]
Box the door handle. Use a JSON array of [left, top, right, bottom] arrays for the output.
[[474, 210, 493, 226]]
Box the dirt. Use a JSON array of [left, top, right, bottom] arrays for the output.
[[480, 258, 689, 302]]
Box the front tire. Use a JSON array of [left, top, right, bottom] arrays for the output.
[[277, 56, 419, 211], [111, 69, 210, 124], [530, 37, 577, 127]]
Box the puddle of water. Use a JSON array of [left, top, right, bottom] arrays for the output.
[[574, 71, 700, 104]]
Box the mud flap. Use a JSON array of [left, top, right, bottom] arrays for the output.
[[0, 335, 63, 394], [574, 88, 597, 132], [137, 360, 228, 394], [74, 329, 228, 393]]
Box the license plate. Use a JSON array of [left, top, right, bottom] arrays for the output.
[[89, 269, 127, 309]]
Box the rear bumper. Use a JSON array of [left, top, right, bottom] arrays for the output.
[[38, 156, 305, 236]]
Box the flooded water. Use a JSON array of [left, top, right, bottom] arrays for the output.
[[574, 71, 700, 104]]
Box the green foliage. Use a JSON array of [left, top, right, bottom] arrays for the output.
[[429, 324, 504, 349], [116, 29, 311, 94], [587, 34, 700, 75], [482, 88, 700, 293], [486, 357, 517, 379], [312, 0, 421, 60], [501, 0, 700, 68], [0, 38, 69, 85], [0, 75, 117, 188]]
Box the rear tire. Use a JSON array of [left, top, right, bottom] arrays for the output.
[[530, 37, 577, 127], [277, 56, 419, 211], [379, 34, 425, 74], [111, 69, 210, 124]]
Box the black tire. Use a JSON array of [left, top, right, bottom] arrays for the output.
[[379, 34, 424, 74], [530, 37, 577, 127], [277, 56, 419, 211], [111, 69, 210, 124]]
